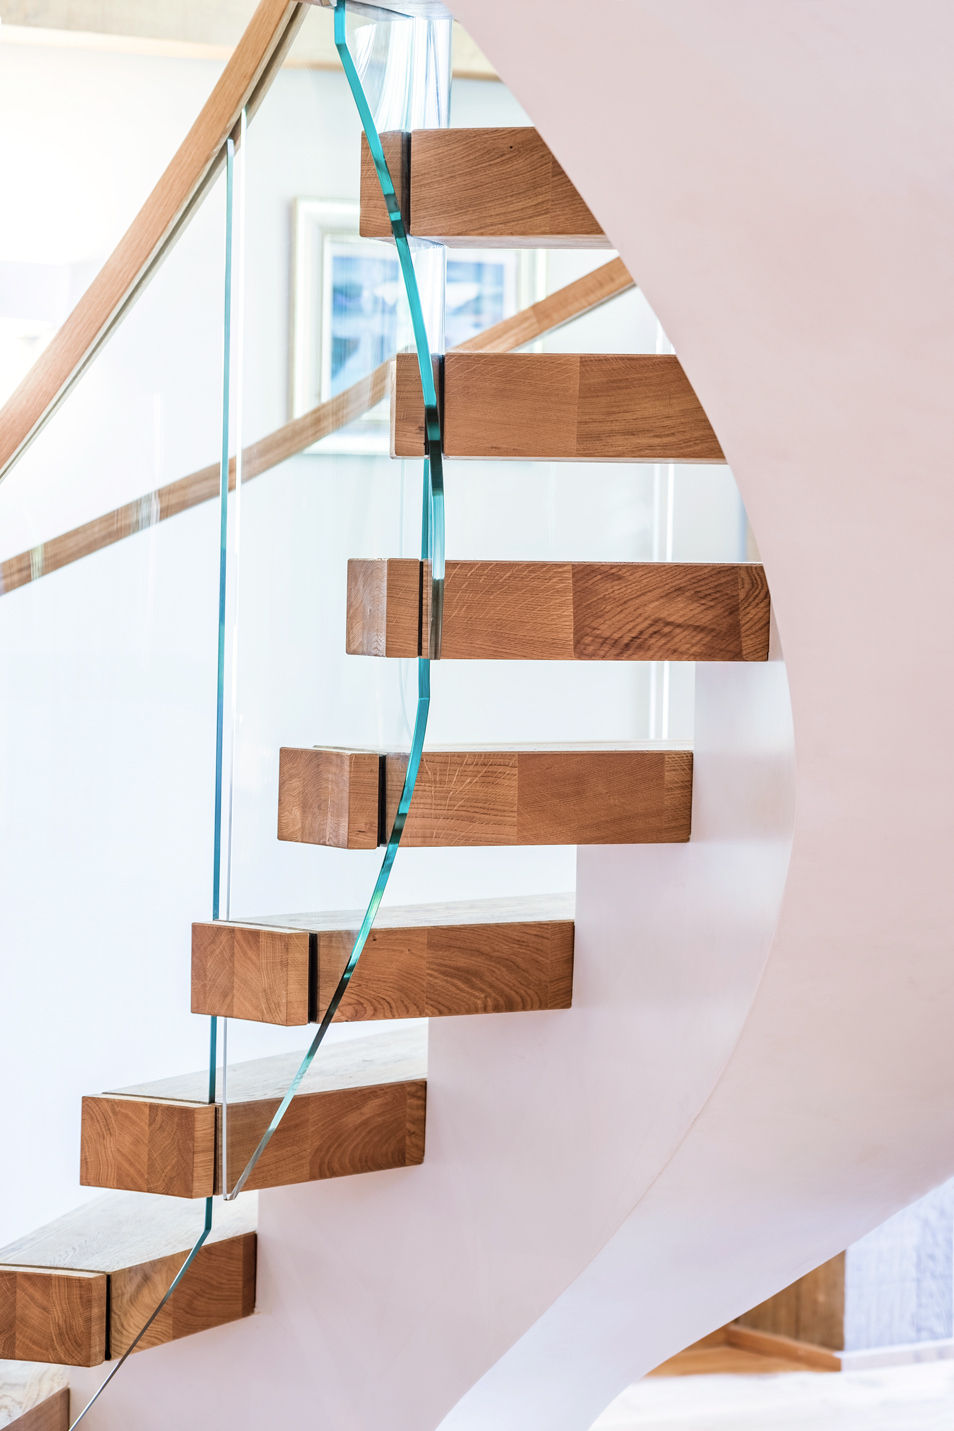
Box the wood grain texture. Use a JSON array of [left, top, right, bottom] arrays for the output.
[[0, 1193, 256, 1366], [387, 747, 693, 847], [80, 1096, 217, 1198], [346, 556, 422, 659], [193, 894, 574, 1023], [736, 1253, 847, 1351], [1, 1387, 70, 1431], [649, 1330, 833, 1377], [451, 256, 633, 354], [359, 131, 409, 238], [725, 1324, 843, 1371], [0, 260, 630, 600], [0, 0, 303, 478], [316, 903, 574, 1021], [392, 352, 724, 461], [0, 1365, 69, 1431], [277, 747, 382, 850], [347, 559, 770, 662], [109, 1232, 256, 1356], [192, 920, 312, 1025], [0, 1267, 106, 1366], [96, 1027, 428, 1195], [220, 1077, 425, 1193], [360, 127, 607, 246], [277, 745, 691, 847]]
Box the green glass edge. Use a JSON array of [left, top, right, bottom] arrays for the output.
[[64, 122, 241, 1429], [223, 0, 445, 1200]]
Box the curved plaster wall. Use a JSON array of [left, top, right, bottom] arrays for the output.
[[70, 3, 954, 1427], [436, 0, 954, 1424]]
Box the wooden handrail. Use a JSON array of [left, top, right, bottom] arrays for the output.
[[0, 258, 633, 597], [0, 0, 305, 479]]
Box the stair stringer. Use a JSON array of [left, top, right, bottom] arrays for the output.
[[432, 0, 954, 1425], [66, 656, 792, 1427]]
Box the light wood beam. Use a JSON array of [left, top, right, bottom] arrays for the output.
[[276, 747, 382, 850], [278, 745, 692, 848], [347, 559, 770, 662], [735, 1253, 847, 1351], [0, 1195, 256, 1366], [392, 352, 725, 461], [81, 1027, 427, 1197], [192, 894, 574, 1025], [361, 128, 607, 246]]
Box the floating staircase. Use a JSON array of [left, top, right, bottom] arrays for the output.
[[1, 77, 772, 1403], [360, 127, 609, 247]]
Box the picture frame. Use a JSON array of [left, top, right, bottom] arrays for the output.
[[290, 198, 546, 455]]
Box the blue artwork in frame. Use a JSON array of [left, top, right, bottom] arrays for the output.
[[292, 199, 544, 454]]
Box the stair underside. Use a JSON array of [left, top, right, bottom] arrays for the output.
[[81, 1026, 427, 1200], [277, 744, 693, 850], [0, 1194, 255, 1366], [347, 559, 770, 662], [360, 127, 609, 247], [391, 353, 724, 461], [192, 893, 575, 1026]]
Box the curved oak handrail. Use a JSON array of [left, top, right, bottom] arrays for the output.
[[0, 258, 633, 597], [0, 0, 305, 480]]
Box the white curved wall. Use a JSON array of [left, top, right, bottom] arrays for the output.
[[437, 0, 954, 1424]]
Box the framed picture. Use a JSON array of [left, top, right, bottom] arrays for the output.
[[291, 198, 545, 455]]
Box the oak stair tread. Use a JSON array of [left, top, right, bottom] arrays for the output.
[[81, 1028, 427, 1200], [278, 744, 693, 849], [192, 893, 575, 1026], [229, 891, 575, 932], [391, 352, 724, 462], [0, 1365, 68, 1431], [0, 1192, 254, 1274], [360, 126, 608, 247], [347, 559, 770, 662], [0, 1193, 255, 1366], [115, 1024, 425, 1104]]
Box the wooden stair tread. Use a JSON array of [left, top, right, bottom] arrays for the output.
[[360, 127, 608, 247], [232, 891, 575, 933], [0, 1365, 68, 1431], [347, 559, 770, 662], [113, 1025, 426, 1104], [392, 352, 724, 462], [192, 894, 575, 1026], [0, 1194, 255, 1366], [0, 1193, 254, 1273], [81, 1028, 427, 1200], [278, 744, 692, 849]]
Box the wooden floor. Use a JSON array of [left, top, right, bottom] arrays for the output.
[[594, 1361, 954, 1429], [648, 1343, 819, 1378]]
